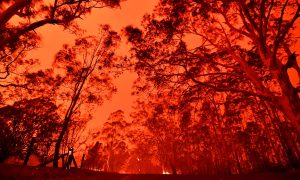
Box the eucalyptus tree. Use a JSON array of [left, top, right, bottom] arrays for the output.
[[99, 110, 130, 172], [52, 25, 120, 167], [125, 0, 300, 133], [0, 0, 122, 87], [124, 0, 300, 173]]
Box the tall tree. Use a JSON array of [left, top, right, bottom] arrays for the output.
[[99, 110, 130, 172], [125, 0, 300, 133], [52, 25, 120, 167], [0, 0, 122, 87]]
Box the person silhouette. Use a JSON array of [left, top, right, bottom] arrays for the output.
[[66, 147, 75, 169]]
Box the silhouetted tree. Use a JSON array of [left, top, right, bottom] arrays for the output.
[[0, 0, 122, 87], [99, 110, 130, 172], [125, 0, 300, 133], [52, 26, 120, 167], [84, 141, 106, 170], [0, 97, 60, 163], [124, 0, 300, 174]]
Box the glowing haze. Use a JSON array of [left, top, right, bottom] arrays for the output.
[[30, 0, 300, 131], [30, 0, 158, 129]]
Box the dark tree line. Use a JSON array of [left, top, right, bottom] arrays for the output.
[[120, 0, 300, 174], [0, 98, 60, 163], [0, 0, 121, 167], [1, 0, 300, 175]]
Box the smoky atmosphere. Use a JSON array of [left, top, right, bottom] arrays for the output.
[[1, 0, 300, 179]]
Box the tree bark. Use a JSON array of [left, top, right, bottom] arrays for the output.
[[275, 68, 300, 134]]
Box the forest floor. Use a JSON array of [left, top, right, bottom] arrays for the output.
[[1, 163, 300, 180]]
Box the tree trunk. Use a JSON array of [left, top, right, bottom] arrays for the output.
[[275, 68, 300, 134], [265, 102, 300, 169], [53, 69, 88, 167], [170, 162, 177, 175], [23, 137, 35, 166], [53, 117, 70, 167]]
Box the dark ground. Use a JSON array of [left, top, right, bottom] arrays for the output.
[[1, 164, 300, 180]]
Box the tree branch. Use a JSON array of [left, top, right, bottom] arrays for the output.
[[272, 3, 300, 68], [0, 19, 62, 50], [183, 64, 273, 99], [0, 0, 30, 27]]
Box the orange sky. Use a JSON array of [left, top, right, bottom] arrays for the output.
[[29, 0, 300, 131], [30, 0, 158, 130]]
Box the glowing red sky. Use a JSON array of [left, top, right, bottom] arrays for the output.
[[29, 0, 300, 131], [31, 0, 158, 130]]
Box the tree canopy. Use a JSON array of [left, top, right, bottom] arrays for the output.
[[1, 0, 300, 175]]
